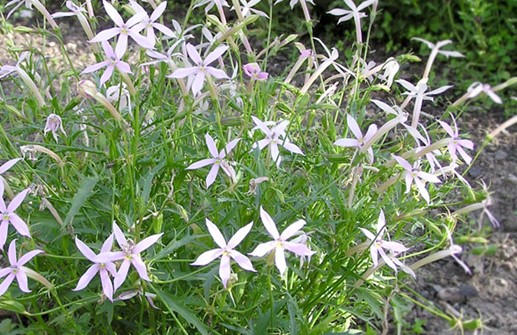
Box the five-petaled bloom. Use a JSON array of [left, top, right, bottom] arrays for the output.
[[359, 210, 410, 274], [191, 219, 255, 288], [73, 235, 119, 301], [249, 207, 315, 276], [187, 134, 240, 188], [394, 156, 441, 204], [251, 116, 304, 167], [437, 117, 474, 165], [0, 239, 44, 296], [81, 41, 132, 86], [0, 188, 31, 250], [168, 43, 229, 96], [111, 221, 163, 291], [334, 114, 377, 164]]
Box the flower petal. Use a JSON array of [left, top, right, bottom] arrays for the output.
[[133, 233, 163, 254], [191, 248, 222, 266], [280, 219, 306, 240], [260, 207, 280, 239], [219, 254, 231, 288], [114, 259, 130, 291], [7, 188, 30, 212], [205, 219, 226, 248], [231, 250, 255, 272], [227, 222, 253, 249], [73, 264, 99, 291], [248, 241, 276, 257]]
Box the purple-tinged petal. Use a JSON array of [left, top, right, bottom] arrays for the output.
[[95, 251, 124, 263], [129, 31, 154, 49], [73, 264, 99, 291], [273, 121, 289, 138], [205, 45, 228, 65], [7, 188, 30, 212], [116, 61, 131, 74], [457, 147, 472, 165], [103, 1, 124, 26], [168, 67, 198, 78], [191, 71, 206, 96], [101, 234, 115, 253], [0, 223, 8, 250], [206, 67, 228, 80], [206, 164, 219, 188], [458, 139, 474, 150], [191, 248, 222, 266], [133, 233, 163, 254], [132, 256, 150, 281], [275, 247, 287, 275], [364, 124, 378, 142], [414, 178, 430, 203], [186, 44, 202, 65], [231, 250, 255, 272], [114, 259, 130, 291], [438, 120, 455, 138], [154, 24, 175, 38], [382, 241, 408, 253], [7, 240, 17, 264], [17, 249, 43, 266], [283, 241, 314, 257], [394, 155, 412, 172], [187, 158, 215, 170], [105, 261, 117, 277], [220, 162, 236, 181], [75, 238, 97, 262], [379, 247, 397, 271], [100, 268, 114, 301], [256, 139, 271, 151], [282, 141, 304, 155], [417, 171, 441, 184], [248, 241, 276, 257], [90, 28, 120, 43], [0, 158, 21, 174], [219, 254, 231, 287], [112, 223, 126, 248], [260, 207, 280, 239], [376, 210, 386, 234], [280, 220, 306, 240], [346, 114, 363, 140], [404, 174, 413, 194], [115, 34, 129, 58], [270, 143, 280, 166], [251, 116, 272, 137], [0, 196, 6, 212], [359, 228, 376, 241], [370, 246, 379, 267], [151, 1, 167, 21], [0, 268, 10, 279], [205, 133, 219, 158], [15, 271, 30, 292], [100, 66, 115, 86], [0, 274, 15, 296], [396, 79, 417, 93], [205, 219, 226, 249], [221, 138, 240, 158], [82, 61, 108, 74], [227, 222, 253, 249]]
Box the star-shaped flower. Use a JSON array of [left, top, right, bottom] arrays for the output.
[[81, 41, 132, 86], [73, 235, 119, 301], [334, 114, 377, 163], [251, 116, 304, 167], [191, 219, 255, 288], [394, 155, 441, 204], [0, 240, 44, 296], [186, 134, 240, 188], [0, 187, 31, 250], [111, 221, 162, 291], [437, 116, 474, 164], [168, 43, 229, 96], [249, 207, 315, 276]]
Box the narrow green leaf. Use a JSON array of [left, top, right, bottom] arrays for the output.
[[63, 176, 99, 227], [150, 285, 210, 335]]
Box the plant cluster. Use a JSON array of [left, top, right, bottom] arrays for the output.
[[0, 0, 515, 333]]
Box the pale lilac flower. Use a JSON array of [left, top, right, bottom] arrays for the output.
[[52, 1, 94, 40], [129, 0, 175, 47], [0, 188, 31, 250], [89, 1, 153, 57], [168, 43, 229, 96], [251, 116, 304, 167], [187, 134, 240, 188], [191, 219, 255, 288], [0, 240, 43, 296], [115, 287, 158, 309], [437, 117, 474, 165], [359, 210, 409, 273], [73, 235, 119, 301], [394, 155, 441, 204], [0, 158, 22, 194], [81, 41, 131, 86], [44, 113, 66, 142], [235, 0, 268, 18], [397, 78, 452, 127], [328, 0, 376, 43], [249, 207, 315, 275], [243, 63, 268, 81], [111, 221, 162, 291], [467, 82, 502, 104], [412, 38, 464, 80], [334, 114, 377, 163], [194, 0, 229, 14]]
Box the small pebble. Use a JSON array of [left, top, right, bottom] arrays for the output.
[[495, 150, 508, 160], [468, 166, 483, 178]]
